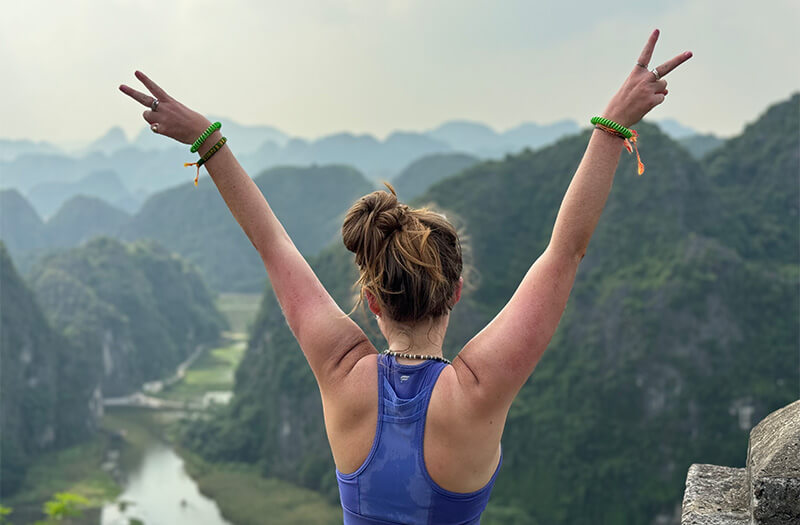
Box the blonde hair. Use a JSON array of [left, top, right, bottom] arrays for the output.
[[342, 183, 462, 322]]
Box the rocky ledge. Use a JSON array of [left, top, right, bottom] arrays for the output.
[[681, 400, 800, 525]]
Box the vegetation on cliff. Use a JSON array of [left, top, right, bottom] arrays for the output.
[[28, 237, 226, 396], [122, 164, 375, 292], [183, 95, 799, 523], [0, 243, 96, 496]]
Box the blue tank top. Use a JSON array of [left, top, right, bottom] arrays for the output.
[[336, 353, 502, 524]]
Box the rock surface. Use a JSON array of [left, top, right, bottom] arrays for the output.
[[681, 464, 749, 525], [747, 400, 800, 525], [681, 400, 800, 525]]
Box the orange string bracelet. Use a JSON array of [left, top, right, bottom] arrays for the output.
[[591, 117, 645, 175]]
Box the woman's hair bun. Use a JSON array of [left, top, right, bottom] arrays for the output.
[[342, 183, 407, 264], [342, 182, 463, 323]]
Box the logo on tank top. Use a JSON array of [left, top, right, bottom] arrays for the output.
[[400, 375, 410, 382]]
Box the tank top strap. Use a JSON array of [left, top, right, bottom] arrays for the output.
[[379, 355, 448, 423]]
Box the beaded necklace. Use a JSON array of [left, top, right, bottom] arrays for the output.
[[382, 349, 451, 365]]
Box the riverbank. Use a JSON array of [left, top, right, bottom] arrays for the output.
[[180, 449, 341, 525], [3, 293, 341, 524], [1, 433, 119, 525], [104, 408, 342, 525]]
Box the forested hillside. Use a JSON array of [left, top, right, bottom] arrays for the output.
[[0, 243, 98, 496], [43, 195, 131, 249], [391, 152, 479, 201], [122, 164, 375, 292], [28, 237, 226, 396], [1, 165, 375, 293], [182, 95, 799, 524], [0, 189, 45, 256], [704, 92, 799, 264]]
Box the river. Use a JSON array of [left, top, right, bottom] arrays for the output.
[[99, 436, 231, 525], [98, 329, 250, 524]]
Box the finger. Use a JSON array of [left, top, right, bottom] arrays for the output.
[[135, 70, 170, 100], [652, 93, 666, 106], [120, 84, 155, 108], [636, 29, 660, 68], [653, 79, 668, 93], [142, 110, 157, 124], [663, 89, 669, 96], [654, 51, 693, 78]]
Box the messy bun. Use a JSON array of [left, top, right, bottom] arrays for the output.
[[342, 183, 462, 323]]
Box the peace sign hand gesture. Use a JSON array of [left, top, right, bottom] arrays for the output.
[[603, 30, 693, 128], [119, 71, 211, 145]]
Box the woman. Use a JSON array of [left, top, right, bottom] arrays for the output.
[[121, 29, 691, 524]]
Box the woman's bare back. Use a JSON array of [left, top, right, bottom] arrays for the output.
[[321, 352, 504, 494]]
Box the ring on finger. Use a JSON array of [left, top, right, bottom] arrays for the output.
[[636, 62, 648, 69], [151, 123, 159, 133], [651, 68, 661, 81], [151, 98, 159, 111]]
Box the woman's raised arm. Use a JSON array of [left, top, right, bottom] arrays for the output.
[[119, 72, 374, 386], [453, 30, 692, 412]]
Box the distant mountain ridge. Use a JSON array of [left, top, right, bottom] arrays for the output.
[[84, 126, 129, 156], [0, 116, 703, 211], [27, 169, 140, 218], [678, 133, 724, 159], [2, 165, 373, 292], [427, 119, 581, 157], [0, 138, 61, 162], [655, 118, 699, 139], [0, 189, 132, 272]]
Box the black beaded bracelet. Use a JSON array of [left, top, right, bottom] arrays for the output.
[[184, 137, 228, 186]]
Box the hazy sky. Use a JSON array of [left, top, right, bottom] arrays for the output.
[[4, 0, 798, 145]]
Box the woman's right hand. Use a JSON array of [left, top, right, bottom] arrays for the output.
[[603, 30, 693, 128], [119, 71, 211, 145]]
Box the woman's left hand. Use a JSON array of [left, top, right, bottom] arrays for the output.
[[119, 71, 211, 144], [602, 30, 693, 128]]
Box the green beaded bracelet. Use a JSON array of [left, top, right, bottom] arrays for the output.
[[190, 122, 222, 153], [590, 116, 633, 139]]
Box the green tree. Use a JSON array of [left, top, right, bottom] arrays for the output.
[[34, 492, 89, 524], [0, 505, 13, 524]]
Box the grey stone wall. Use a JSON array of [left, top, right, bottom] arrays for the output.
[[681, 400, 800, 525]]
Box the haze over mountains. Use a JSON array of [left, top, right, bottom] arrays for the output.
[[0, 117, 719, 221], [2, 165, 373, 292], [0, 112, 736, 295]]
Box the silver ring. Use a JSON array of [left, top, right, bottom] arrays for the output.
[[651, 68, 661, 81], [151, 98, 159, 111], [636, 62, 647, 69], [151, 123, 159, 133]]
